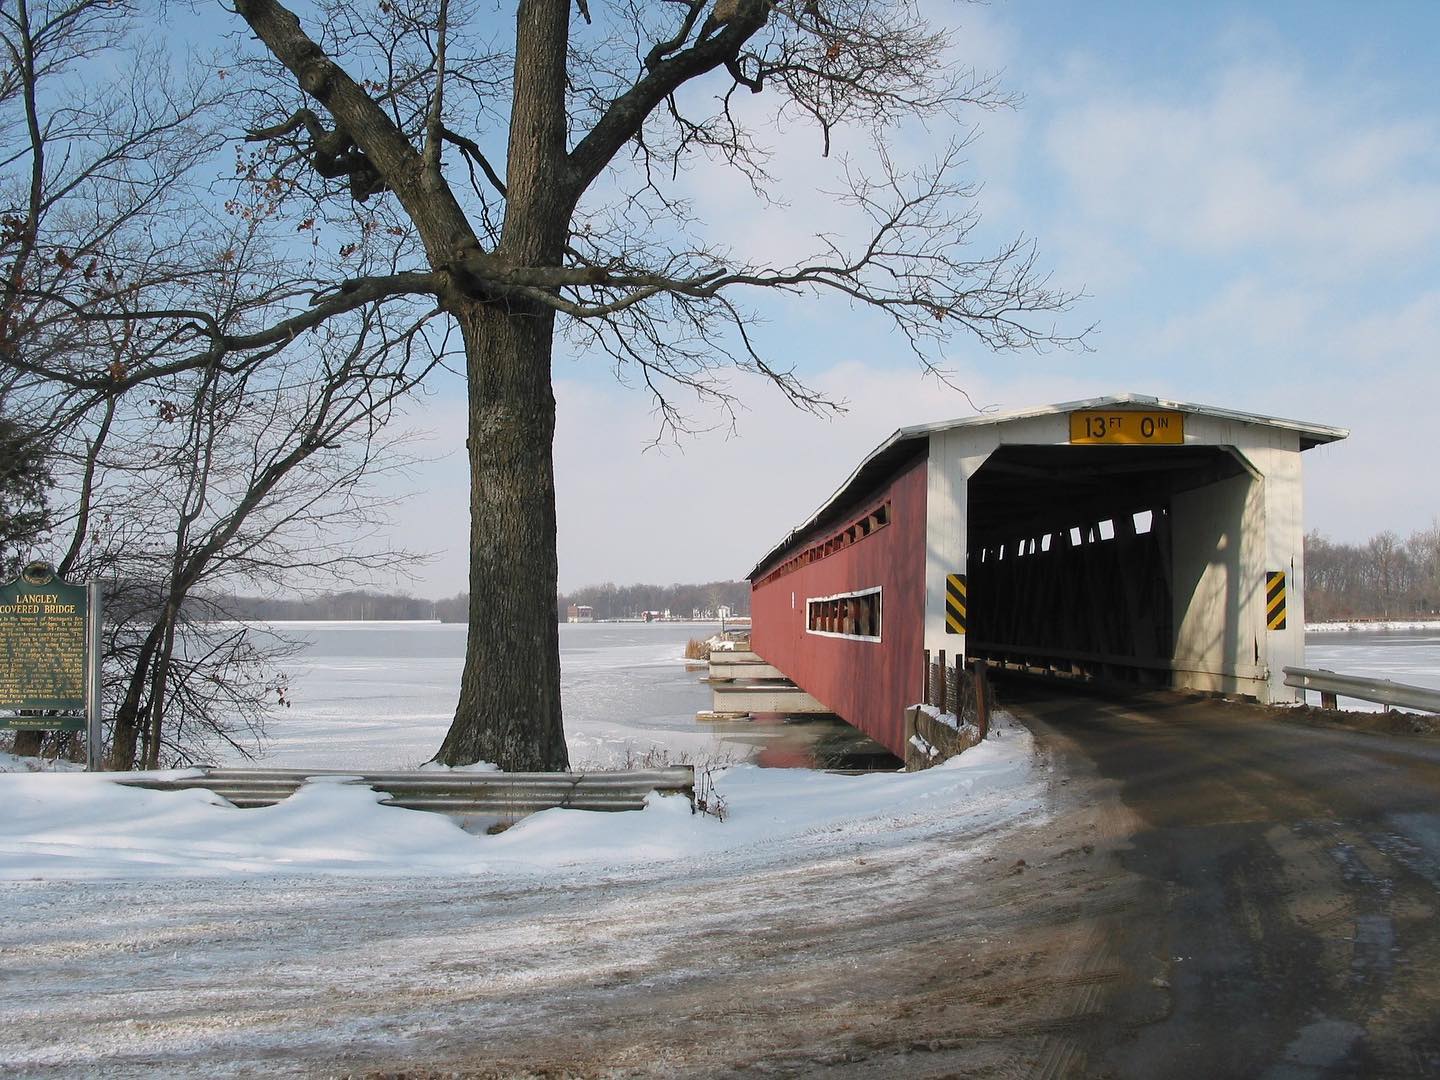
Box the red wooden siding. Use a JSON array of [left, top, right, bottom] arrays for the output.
[[749, 456, 927, 757]]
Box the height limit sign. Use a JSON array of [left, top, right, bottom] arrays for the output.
[[1068, 410, 1184, 445]]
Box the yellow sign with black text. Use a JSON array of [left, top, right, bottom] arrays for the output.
[[1069, 410, 1184, 445]]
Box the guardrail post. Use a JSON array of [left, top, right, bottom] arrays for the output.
[[1320, 690, 1338, 710]]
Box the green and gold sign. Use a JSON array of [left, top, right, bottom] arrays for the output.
[[0, 562, 89, 728]]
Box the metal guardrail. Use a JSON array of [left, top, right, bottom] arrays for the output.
[[1283, 667, 1440, 714], [116, 767, 696, 814]]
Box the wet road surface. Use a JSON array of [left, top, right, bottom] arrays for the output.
[[1006, 678, 1440, 1078]]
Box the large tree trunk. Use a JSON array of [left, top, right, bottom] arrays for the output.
[[433, 0, 572, 770], [435, 299, 568, 770]]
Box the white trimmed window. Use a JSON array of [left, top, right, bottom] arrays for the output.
[[806, 587, 882, 641]]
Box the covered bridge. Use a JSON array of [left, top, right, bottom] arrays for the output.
[[747, 394, 1347, 759]]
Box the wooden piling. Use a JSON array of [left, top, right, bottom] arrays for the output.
[[971, 658, 990, 739]]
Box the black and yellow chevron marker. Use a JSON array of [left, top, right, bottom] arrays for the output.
[[945, 573, 967, 634], [1266, 570, 1287, 631]]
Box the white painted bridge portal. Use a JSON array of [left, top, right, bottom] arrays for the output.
[[919, 394, 1347, 701]]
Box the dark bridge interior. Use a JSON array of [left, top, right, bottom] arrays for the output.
[[965, 444, 1250, 685]]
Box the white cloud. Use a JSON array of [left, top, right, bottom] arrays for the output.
[[368, 10, 1440, 598], [1147, 276, 1321, 359], [549, 358, 1106, 590], [373, 355, 1105, 597], [1043, 63, 1440, 274]]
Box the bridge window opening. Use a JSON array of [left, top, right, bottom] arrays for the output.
[[754, 500, 894, 587], [1098, 519, 1115, 541], [807, 588, 881, 641], [1133, 510, 1153, 534], [1070, 526, 1083, 546]]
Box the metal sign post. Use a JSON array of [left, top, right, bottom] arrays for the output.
[[86, 580, 104, 771]]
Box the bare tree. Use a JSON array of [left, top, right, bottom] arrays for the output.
[[14, 0, 1082, 770], [0, 411, 50, 575], [218, 0, 1083, 770], [60, 317, 434, 768], [1410, 522, 1440, 611], [1305, 526, 1440, 621], [1, 0, 442, 765]]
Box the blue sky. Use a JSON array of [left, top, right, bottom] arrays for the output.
[[381, 1, 1440, 597]]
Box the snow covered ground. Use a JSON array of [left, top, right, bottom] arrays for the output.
[[1307, 619, 1440, 633], [0, 718, 1042, 1076], [1, 623, 1038, 887], [7, 619, 1433, 1073], [202, 620, 758, 770], [0, 726, 1033, 883], [0, 619, 1041, 1074]]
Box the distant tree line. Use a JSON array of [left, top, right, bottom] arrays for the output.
[[199, 591, 437, 622], [1305, 525, 1440, 621], [189, 581, 753, 624], [434, 581, 752, 624]]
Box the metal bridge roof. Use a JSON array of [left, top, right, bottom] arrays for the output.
[[748, 393, 1348, 581]]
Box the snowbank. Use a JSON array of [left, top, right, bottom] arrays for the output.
[[0, 750, 84, 773], [1307, 619, 1440, 633], [0, 719, 1036, 883]]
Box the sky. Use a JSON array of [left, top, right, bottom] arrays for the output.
[[378, 1, 1440, 599]]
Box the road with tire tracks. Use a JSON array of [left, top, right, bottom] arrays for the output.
[[1006, 679, 1440, 1078], [4, 686, 1438, 1078]]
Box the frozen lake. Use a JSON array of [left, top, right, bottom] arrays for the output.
[[1302, 626, 1440, 710], [226, 620, 727, 770], [224, 621, 1440, 769]]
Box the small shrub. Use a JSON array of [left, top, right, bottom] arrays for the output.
[[605, 746, 731, 820], [693, 761, 727, 821], [683, 637, 712, 661]]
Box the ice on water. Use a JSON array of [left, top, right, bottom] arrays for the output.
[[235, 620, 728, 769], [1303, 626, 1440, 711]]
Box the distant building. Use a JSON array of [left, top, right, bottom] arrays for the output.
[[566, 604, 594, 623]]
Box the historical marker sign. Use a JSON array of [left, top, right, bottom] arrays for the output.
[[0, 563, 90, 730]]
